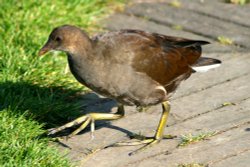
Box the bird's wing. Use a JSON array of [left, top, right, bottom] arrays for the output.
[[93, 29, 209, 92], [118, 30, 209, 88]]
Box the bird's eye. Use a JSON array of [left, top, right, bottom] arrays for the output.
[[55, 36, 62, 42]]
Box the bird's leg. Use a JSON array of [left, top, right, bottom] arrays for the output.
[[48, 104, 125, 138], [110, 101, 175, 155]]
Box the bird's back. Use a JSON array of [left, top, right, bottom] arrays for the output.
[[93, 29, 209, 96]]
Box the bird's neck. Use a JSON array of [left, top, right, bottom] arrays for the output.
[[66, 50, 98, 88]]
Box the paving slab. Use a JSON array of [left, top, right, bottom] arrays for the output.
[[165, 98, 250, 136], [130, 123, 250, 167], [171, 73, 250, 120], [126, 2, 250, 49], [104, 13, 237, 53], [212, 149, 250, 167], [172, 53, 250, 99], [171, 0, 250, 28], [63, 97, 250, 167]]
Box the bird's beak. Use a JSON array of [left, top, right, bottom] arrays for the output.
[[38, 41, 53, 56]]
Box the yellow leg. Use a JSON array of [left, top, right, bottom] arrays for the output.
[[110, 101, 174, 156], [48, 104, 125, 137], [155, 101, 170, 139]]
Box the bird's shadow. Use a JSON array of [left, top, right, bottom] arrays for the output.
[[0, 81, 133, 136]]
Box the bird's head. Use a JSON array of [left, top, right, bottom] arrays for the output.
[[39, 25, 92, 56]]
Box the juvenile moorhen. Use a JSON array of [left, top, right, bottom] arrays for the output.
[[39, 25, 221, 155]]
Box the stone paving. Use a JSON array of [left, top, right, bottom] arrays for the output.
[[56, 1, 250, 166]]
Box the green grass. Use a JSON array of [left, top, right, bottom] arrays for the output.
[[178, 163, 207, 167], [168, 0, 182, 8], [225, 0, 250, 5], [178, 131, 217, 147], [0, 0, 124, 166], [0, 110, 71, 166], [217, 36, 234, 45]]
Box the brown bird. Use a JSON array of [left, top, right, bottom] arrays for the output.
[[39, 25, 221, 155]]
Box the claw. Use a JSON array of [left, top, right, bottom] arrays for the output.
[[46, 105, 125, 138], [90, 119, 95, 140], [129, 139, 160, 156]]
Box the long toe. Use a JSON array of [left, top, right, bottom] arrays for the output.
[[106, 133, 176, 155], [47, 109, 125, 138], [113, 138, 155, 146], [129, 139, 160, 156]]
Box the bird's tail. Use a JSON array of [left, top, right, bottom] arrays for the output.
[[191, 57, 222, 73]]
